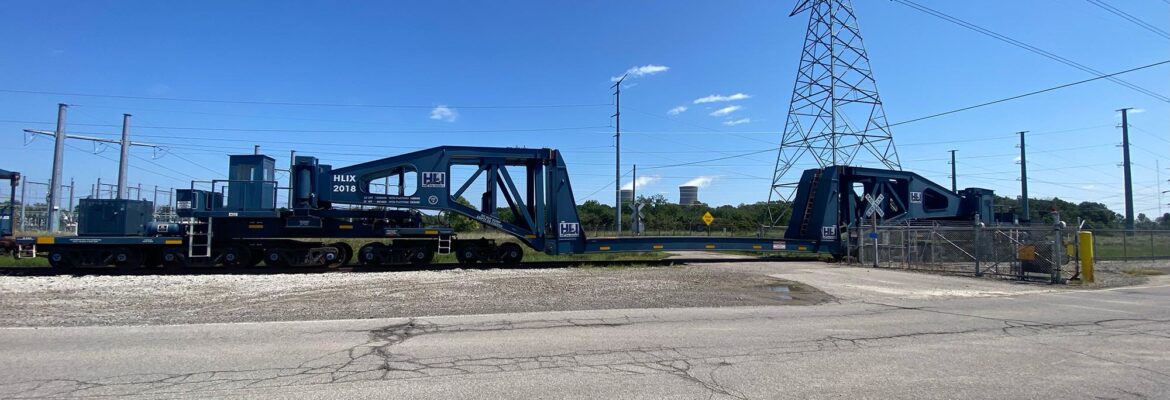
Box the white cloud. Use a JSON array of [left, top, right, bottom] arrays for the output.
[[430, 105, 458, 122], [693, 93, 751, 104], [621, 175, 660, 191], [681, 176, 716, 188], [723, 118, 751, 126], [667, 106, 688, 115], [612, 64, 669, 82], [709, 105, 741, 117]]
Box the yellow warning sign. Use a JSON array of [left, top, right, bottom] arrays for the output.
[[702, 211, 714, 226]]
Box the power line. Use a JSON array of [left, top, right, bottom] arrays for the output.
[[581, 168, 633, 201], [0, 88, 610, 109], [888, 60, 1170, 127], [1, 119, 610, 135], [62, 142, 188, 184], [1084, 0, 1170, 39], [639, 148, 779, 170], [891, 0, 1170, 102]]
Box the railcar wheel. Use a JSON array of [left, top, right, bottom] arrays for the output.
[[455, 246, 478, 265], [162, 249, 189, 269], [408, 246, 435, 266], [264, 249, 289, 268], [112, 248, 143, 269], [47, 250, 75, 269], [358, 243, 386, 266], [219, 245, 249, 267], [497, 242, 523, 264], [327, 242, 353, 268]]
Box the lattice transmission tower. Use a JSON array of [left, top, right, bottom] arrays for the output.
[[768, 0, 901, 225]]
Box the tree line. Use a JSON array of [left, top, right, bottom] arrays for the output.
[[422, 193, 1170, 234]]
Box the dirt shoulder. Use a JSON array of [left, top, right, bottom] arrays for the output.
[[0, 263, 830, 327]]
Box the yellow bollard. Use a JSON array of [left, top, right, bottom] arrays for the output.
[[1078, 231, 1094, 283]]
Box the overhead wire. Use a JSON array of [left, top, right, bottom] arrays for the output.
[[0, 119, 611, 135], [887, 60, 1170, 127], [891, 0, 1170, 103], [1084, 0, 1170, 39], [0, 88, 610, 109]]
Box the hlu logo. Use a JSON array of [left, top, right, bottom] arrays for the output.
[[422, 172, 446, 188], [559, 222, 580, 237]]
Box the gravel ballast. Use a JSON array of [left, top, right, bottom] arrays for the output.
[[0, 264, 830, 327]]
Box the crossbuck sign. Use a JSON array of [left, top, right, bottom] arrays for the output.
[[864, 193, 886, 218]]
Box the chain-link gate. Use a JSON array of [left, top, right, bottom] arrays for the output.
[[850, 221, 1076, 283]]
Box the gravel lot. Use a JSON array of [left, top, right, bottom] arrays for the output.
[[0, 262, 830, 327]]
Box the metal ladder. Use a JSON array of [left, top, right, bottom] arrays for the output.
[[798, 169, 823, 236], [15, 243, 36, 259], [187, 217, 213, 258], [437, 234, 452, 254]]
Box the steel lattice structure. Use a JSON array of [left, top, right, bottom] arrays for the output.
[[768, 0, 901, 225]]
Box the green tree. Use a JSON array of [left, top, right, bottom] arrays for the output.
[[445, 196, 481, 232], [576, 200, 613, 231]]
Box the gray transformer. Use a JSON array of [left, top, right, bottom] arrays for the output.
[[227, 155, 276, 211], [77, 199, 154, 236]]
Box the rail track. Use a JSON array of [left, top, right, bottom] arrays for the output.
[[0, 256, 821, 276]]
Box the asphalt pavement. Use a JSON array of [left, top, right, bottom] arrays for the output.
[[0, 261, 1166, 399]]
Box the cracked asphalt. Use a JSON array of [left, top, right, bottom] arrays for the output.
[[0, 260, 1168, 399]]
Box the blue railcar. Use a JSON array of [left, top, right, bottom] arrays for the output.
[[14, 146, 994, 270]]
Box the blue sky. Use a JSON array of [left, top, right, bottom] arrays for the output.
[[1, 1, 1167, 218]]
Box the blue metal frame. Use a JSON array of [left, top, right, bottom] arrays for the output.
[[0, 168, 18, 238], [785, 165, 995, 246], [306, 146, 586, 254]]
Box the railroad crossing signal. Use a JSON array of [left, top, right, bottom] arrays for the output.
[[702, 211, 714, 226], [864, 193, 886, 218]]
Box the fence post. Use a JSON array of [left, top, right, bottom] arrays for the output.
[[1122, 233, 1128, 262], [1051, 224, 1063, 284], [974, 223, 983, 277], [1150, 230, 1155, 259]]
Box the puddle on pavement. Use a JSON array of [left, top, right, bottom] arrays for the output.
[[767, 285, 793, 300]]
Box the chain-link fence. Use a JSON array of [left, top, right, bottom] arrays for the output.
[[8, 178, 178, 233], [1090, 230, 1170, 261], [848, 221, 1080, 283]]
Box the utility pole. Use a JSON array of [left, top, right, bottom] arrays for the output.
[[117, 114, 131, 199], [612, 74, 626, 234], [1157, 159, 1162, 217], [631, 163, 637, 234], [1119, 107, 1135, 234], [948, 149, 957, 192], [1018, 131, 1029, 224], [47, 103, 68, 232]]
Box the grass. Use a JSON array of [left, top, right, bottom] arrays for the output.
[[0, 256, 49, 268], [1120, 267, 1167, 277], [1088, 231, 1170, 259]]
